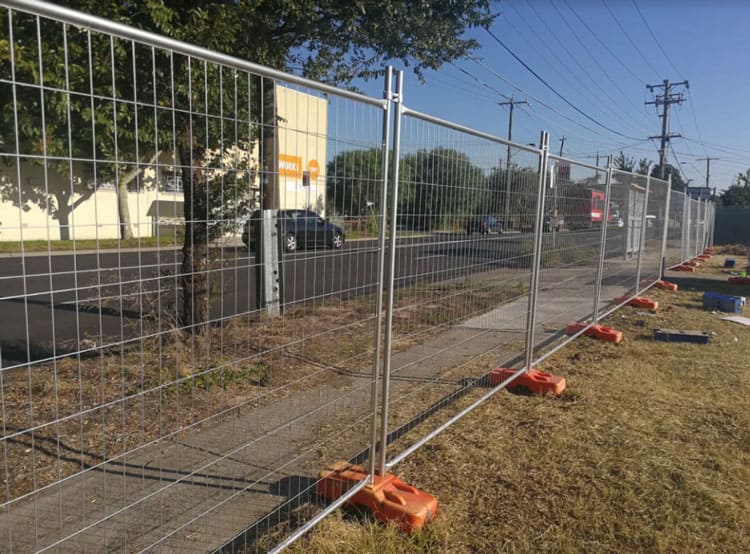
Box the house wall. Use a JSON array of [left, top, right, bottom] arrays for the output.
[[275, 86, 328, 215], [0, 86, 328, 242]]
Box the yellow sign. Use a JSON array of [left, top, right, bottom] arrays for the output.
[[278, 154, 302, 178], [279, 154, 321, 181], [307, 159, 320, 181]]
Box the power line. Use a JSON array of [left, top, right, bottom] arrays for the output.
[[561, 0, 647, 85], [501, 1, 635, 131], [687, 91, 709, 158], [683, 137, 750, 158], [600, 0, 661, 79], [521, 0, 646, 134], [548, 0, 653, 124], [484, 28, 643, 141], [467, 57, 606, 139], [630, 0, 683, 78], [448, 61, 511, 102]]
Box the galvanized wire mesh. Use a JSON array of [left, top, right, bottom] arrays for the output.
[[665, 189, 686, 269], [376, 111, 542, 470], [0, 3, 390, 552], [0, 2, 714, 552], [597, 170, 647, 313], [639, 177, 669, 287], [530, 157, 608, 359]]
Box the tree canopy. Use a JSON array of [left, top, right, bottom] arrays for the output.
[[720, 169, 750, 207], [19, 0, 496, 325]]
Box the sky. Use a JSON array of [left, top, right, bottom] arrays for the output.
[[353, 0, 750, 191]]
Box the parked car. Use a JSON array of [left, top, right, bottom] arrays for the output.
[[543, 211, 564, 232], [242, 209, 344, 252], [466, 215, 503, 235]]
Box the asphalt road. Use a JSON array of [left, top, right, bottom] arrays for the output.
[[0, 229, 613, 367]]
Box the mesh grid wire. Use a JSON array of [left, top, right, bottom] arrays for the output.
[[597, 169, 647, 314], [376, 113, 541, 469], [639, 177, 669, 287], [0, 2, 714, 553], [0, 5, 390, 552], [665, 189, 686, 269], [530, 157, 608, 359]]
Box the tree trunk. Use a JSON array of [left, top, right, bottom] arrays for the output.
[[117, 180, 134, 240], [261, 79, 278, 210], [116, 152, 161, 241], [55, 201, 71, 241], [178, 130, 209, 332]]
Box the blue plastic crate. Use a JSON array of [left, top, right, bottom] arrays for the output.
[[702, 291, 743, 313], [724, 258, 736, 268]]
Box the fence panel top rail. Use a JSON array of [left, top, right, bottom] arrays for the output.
[[1, 0, 387, 108], [401, 105, 541, 155]]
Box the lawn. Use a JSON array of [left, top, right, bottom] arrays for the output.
[[276, 249, 750, 554], [0, 235, 182, 254]]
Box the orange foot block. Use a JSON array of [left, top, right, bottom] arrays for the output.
[[704, 248, 714, 254], [489, 367, 566, 396], [669, 264, 695, 272], [317, 462, 438, 533], [565, 322, 623, 343], [615, 295, 659, 310], [654, 280, 678, 292], [685, 260, 701, 268], [696, 255, 711, 261]]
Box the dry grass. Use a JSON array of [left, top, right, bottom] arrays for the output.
[[0, 269, 526, 504], [281, 252, 750, 554]]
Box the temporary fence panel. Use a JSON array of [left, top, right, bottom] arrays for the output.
[[0, 1, 393, 552], [597, 170, 647, 314], [375, 107, 544, 473], [530, 155, 609, 359], [665, 189, 686, 269], [638, 176, 669, 289]]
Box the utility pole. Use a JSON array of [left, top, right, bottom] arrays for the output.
[[558, 136, 566, 156], [697, 157, 719, 188], [499, 97, 527, 228], [645, 79, 688, 179]]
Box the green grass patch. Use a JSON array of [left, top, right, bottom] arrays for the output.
[[0, 235, 182, 254]]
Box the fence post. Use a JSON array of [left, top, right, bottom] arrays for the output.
[[659, 174, 672, 278], [592, 155, 613, 323], [635, 173, 651, 293], [694, 199, 702, 258], [523, 131, 550, 373], [367, 66, 393, 481], [680, 192, 693, 262], [377, 69, 404, 476]]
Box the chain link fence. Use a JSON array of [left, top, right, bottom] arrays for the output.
[[0, 1, 715, 553]]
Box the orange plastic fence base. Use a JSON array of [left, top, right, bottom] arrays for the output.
[[704, 248, 714, 254], [565, 322, 623, 343], [317, 462, 438, 533], [685, 260, 701, 268], [615, 295, 659, 310], [728, 277, 750, 285], [654, 280, 679, 292], [669, 264, 695, 272], [489, 367, 566, 396], [696, 255, 711, 261]]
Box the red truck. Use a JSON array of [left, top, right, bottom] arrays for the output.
[[557, 184, 619, 230]]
